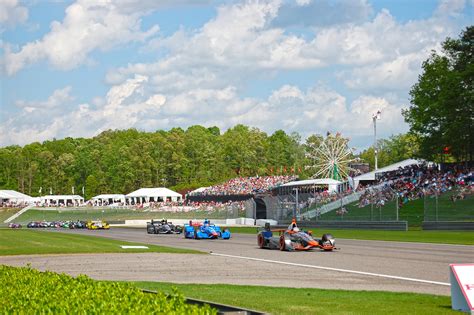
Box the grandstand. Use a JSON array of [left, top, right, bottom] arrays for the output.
[[266, 161, 473, 226]]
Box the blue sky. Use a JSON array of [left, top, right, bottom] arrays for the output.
[[1, 0, 472, 150]]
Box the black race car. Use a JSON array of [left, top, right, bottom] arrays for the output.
[[257, 220, 336, 252], [147, 219, 182, 234]]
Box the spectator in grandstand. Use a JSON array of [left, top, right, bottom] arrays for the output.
[[190, 175, 297, 196]]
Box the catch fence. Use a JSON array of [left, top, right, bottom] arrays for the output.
[[423, 188, 474, 222]]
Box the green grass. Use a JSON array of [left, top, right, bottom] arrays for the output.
[[424, 192, 474, 221], [318, 199, 425, 226], [228, 226, 474, 245], [318, 192, 473, 226], [13, 208, 242, 223], [134, 282, 457, 315], [0, 208, 21, 223], [0, 229, 204, 255]]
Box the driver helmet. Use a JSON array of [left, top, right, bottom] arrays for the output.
[[293, 227, 300, 232]]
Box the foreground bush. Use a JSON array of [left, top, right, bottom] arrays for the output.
[[0, 265, 215, 314]]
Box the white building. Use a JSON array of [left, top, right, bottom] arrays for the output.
[[91, 194, 126, 205], [40, 195, 84, 206], [0, 190, 33, 204], [126, 188, 182, 204]]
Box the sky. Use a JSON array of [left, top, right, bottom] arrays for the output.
[[0, 0, 472, 150]]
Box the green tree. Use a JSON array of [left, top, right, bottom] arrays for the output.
[[403, 26, 473, 162], [358, 133, 420, 170]]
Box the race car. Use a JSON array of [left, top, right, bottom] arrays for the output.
[[147, 219, 182, 234], [8, 223, 22, 228], [69, 220, 87, 229], [184, 219, 231, 239], [257, 220, 336, 251], [27, 221, 48, 228], [86, 220, 110, 230]]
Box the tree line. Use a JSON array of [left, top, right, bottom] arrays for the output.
[[0, 124, 420, 198], [0, 125, 307, 198]]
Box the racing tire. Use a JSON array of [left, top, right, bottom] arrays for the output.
[[279, 235, 286, 251], [257, 233, 265, 248], [194, 229, 199, 240], [321, 233, 335, 251]]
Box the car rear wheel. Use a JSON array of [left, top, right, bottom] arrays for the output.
[[257, 233, 265, 248], [279, 235, 286, 251]]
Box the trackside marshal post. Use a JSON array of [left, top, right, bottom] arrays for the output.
[[450, 264, 474, 314]]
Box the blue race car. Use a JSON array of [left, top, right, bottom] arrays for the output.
[[184, 219, 231, 239]]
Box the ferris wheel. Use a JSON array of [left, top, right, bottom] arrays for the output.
[[306, 133, 357, 180]]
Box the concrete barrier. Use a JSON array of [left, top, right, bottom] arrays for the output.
[[422, 221, 474, 231], [121, 218, 259, 227], [256, 219, 278, 226], [279, 220, 408, 231]]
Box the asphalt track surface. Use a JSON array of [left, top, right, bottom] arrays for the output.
[[3, 228, 473, 296]]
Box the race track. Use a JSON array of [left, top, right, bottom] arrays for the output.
[[2, 228, 473, 296]]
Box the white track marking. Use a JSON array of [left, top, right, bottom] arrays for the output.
[[339, 238, 474, 247], [210, 253, 450, 286]]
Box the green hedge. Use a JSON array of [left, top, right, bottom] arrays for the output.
[[0, 265, 215, 314]]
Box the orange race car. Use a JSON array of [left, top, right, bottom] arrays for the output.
[[257, 219, 336, 251]]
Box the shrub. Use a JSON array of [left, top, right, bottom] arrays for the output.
[[0, 265, 215, 314]]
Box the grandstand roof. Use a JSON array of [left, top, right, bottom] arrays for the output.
[[92, 194, 125, 200], [189, 187, 208, 194], [0, 190, 32, 200], [280, 178, 342, 187], [41, 195, 84, 200], [126, 188, 182, 198], [353, 159, 422, 181]]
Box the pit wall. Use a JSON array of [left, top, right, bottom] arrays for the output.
[[120, 218, 278, 227]]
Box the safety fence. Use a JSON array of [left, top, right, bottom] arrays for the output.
[[423, 189, 474, 222]]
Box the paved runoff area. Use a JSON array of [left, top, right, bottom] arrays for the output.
[[2, 228, 473, 296]]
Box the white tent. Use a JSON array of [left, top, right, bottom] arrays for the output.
[[126, 188, 182, 203], [280, 178, 342, 192], [0, 190, 33, 204], [91, 194, 126, 205], [40, 195, 84, 206]]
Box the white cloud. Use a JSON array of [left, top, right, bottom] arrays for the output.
[[343, 52, 430, 91], [0, 0, 28, 29], [295, 0, 312, 6], [435, 0, 466, 17], [15, 86, 74, 112], [0, 79, 407, 148], [3, 0, 159, 75], [1, 0, 470, 148]]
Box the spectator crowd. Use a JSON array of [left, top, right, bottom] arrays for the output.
[[358, 163, 474, 208], [190, 175, 296, 196]]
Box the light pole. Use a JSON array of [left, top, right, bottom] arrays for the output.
[[372, 110, 381, 171]]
